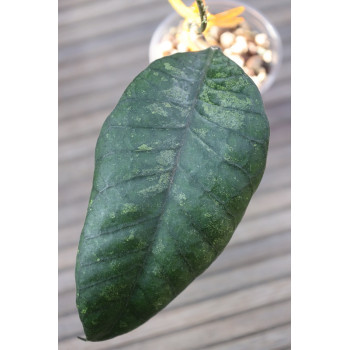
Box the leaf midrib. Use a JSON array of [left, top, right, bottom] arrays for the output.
[[114, 48, 216, 325]]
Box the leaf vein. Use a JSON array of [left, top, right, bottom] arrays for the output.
[[80, 247, 149, 268], [96, 148, 179, 164], [77, 264, 141, 292], [178, 163, 237, 227], [199, 97, 263, 116], [193, 106, 266, 147], [188, 127, 254, 194], [150, 67, 195, 84], [109, 49, 216, 325], [108, 124, 186, 131], [204, 80, 251, 99], [92, 169, 172, 202], [168, 231, 196, 276], [85, 215, 161, 241]]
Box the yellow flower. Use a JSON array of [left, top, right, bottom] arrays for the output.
[[168, 0, 245, 34]]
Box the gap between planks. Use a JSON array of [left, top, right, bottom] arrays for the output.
[[59, 276, 290, 345], [59, 236, 290, 317]]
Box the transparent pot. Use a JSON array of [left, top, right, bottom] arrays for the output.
[[149, 0, 282, 94]]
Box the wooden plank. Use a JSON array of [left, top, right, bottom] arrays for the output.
[[58, 56, 290, 116], [58, 213, 289, 274], [58, 88, 290, 171], [245, 186, 290, 219], [59, 269, 75, 295], [57, 162, 290, 223], [58, 0, 290, 348], [264, 81, 290, 108], [59, 246, 290, 317], [170, 251, 291, 307], [58, 109, 290, 182], [58, 186, 290, 268], [203, 232, 290, 278], [59, 277, 290, 344], [108, 301, 290, 350], [58, 108, 109, 144], [58, 164, 290, 226], [58, 7, 289, 67], [58, 139, 290, 207], [258, 164, 290, 193], [58, 27, 290, 120], [59, 226, 290, 298], [58, 61, 290, 145], [58, 156, 94, 188], [58, 0, 289, 48], [265, 143, 290, 170], [267, 101, 291, 131], [58, 26, 289, 93], [59, 0, 94, 11], [58, 20, 290, 86], [58, 158, 290, 209], [58, 51, 290, 126], [58, 125, 290, 189], [58, 24, 154, 65], [58, 189, 290, 249], [59, 57, 147, 101], [58, 0, 290, 27], [59, 43, 149, 85], [269, 120, 291, 148], [59, 3, 170, 47], [233, 208, 290, 244], [58, 38, 290, 104], [202, 324, 290, 350], [58, 183, 290, 239], [59, 0, 160, 27], [58, 82, 289, 134], [57, 124, 290, 197]]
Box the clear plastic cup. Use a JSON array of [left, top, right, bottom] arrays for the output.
[[149, 0, 282, 94]]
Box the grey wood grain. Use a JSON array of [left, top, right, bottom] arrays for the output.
[[58, 0, 291, 347]]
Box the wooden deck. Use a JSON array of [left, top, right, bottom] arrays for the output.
[[58, 0, 291, 348]]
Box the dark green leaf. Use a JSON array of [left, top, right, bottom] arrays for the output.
[[75, 48, 269, 341]]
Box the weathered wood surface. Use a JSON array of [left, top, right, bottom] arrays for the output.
[[58, 0, 291, 348]]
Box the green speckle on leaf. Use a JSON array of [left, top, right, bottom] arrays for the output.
[[177, 192, 187, 206], [121, 203, 138, 214], [156, 150, 175, 166], [128, 233, 135, 240], [137, 144, 153, 151]]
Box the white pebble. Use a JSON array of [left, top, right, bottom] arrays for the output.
[[231, 36, 248, 54], [220, 32, 235, 49], [263, 49, 273, 63], [257, 46, 266, 56], [245, 55, 263, 72], [243, 66, 254, 77], [248, 41, 257, 54], [236, 35, 247, 44], [234, 28, 245, 36], [255, 33, 269, 48], [257, 68, 267, 83]]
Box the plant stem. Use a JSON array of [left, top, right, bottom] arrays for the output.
[[195, 0, 207, 33]]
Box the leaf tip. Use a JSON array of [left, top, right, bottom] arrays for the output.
[[77, 336, 87, 341]]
